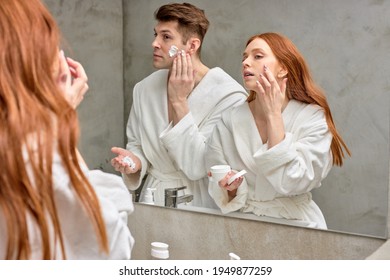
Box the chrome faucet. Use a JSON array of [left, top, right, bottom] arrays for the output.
[[164, 186, 193, 208]]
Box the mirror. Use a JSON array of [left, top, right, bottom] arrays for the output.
[[45, 0, 389, 238]]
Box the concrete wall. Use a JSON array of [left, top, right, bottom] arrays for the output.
[[44, 0, 124, 173], [45, 0, 389, 238]]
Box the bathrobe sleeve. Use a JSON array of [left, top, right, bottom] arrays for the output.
[[160, 95, 245, 180], [122, 82, 150, 190], [86, 170, 135, 259], [206, 119, 250, 213], [206, 102, 333, 214], [253, 106, 333, 196], [51, 156, 135, 259], [159, 68, 247, 180], [0, 151, 135, 260]]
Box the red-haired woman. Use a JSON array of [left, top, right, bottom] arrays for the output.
[[0, 0, 134, 259], [206, 33, 350, 229]]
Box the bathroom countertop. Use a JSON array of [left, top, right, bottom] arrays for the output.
[[177, 204, 319, 228], [129, 203, 386, 259], [366, 239, 390, 259]]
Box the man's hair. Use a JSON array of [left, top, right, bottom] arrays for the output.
[[154, 2, 209, 52]]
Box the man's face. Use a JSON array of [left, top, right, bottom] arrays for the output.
[[152, 20, 187, 69]]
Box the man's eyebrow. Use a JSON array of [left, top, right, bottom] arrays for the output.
[[154, 28, 173, 34]]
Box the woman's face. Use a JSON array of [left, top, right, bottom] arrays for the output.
[[241, 38, 283, 92]]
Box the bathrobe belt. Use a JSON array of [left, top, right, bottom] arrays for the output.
[[242, 192, 312, 220], [148, 167, 186, 182]]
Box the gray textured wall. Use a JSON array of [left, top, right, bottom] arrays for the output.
[[45, 0, 389, 238], [44, 0, 124, 173]]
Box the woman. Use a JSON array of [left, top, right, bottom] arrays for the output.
[[206, 32, 350, 229], [0, 0, 134, 259]]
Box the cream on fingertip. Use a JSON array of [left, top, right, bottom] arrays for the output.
[[123, 156, 136, 170]]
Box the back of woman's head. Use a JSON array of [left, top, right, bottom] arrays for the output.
[[0, 0, 108, 259], [246, 32, 350, 166], [0, 0, 62, 110]]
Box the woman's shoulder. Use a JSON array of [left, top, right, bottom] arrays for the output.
[[286, 99, 325, 120], [288, 99, 322, 111], [284, 100, 328, 136]]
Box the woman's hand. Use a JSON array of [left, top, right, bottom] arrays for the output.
[[255, 65, 287, 118], [218, 171, 244, 200], [219, 171, 243, 191], [254, 65, 288, 148], [56, 50, 89, 109], [111, 147, 141, 174]]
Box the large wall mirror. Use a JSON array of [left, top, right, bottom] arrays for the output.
[[45, 0, 389, 238]]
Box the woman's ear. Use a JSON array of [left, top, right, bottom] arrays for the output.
[[277, 67, 288, 79], [51, 49, 62, 80]]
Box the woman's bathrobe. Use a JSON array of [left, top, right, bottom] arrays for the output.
[[123, 68, 248, 208], [205, 100, 333, 229], [0, 151, 135, 259]]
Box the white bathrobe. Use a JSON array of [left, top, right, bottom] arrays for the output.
[[0, 151, 135, 259], [123, 67, 248, 208], [205, 100, 333, 229]]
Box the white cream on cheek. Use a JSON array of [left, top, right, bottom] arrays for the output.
[[168, 45, 178, 57]]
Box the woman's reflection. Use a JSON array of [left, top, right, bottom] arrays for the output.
[[205, 33, 351, 229]]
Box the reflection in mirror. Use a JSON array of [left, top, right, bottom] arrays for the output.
[[123, 0, 389, 238], [45, 0, 389, 239]]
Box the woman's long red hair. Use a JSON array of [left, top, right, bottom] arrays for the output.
[[0, 0, 108, 259], [246, 33, 350, 166]]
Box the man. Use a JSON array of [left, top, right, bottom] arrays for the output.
[[111, 3, 247, 208]]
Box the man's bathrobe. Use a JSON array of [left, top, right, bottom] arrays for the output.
[[205, 100, 333, 229], [123, 68, 248, 208]]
